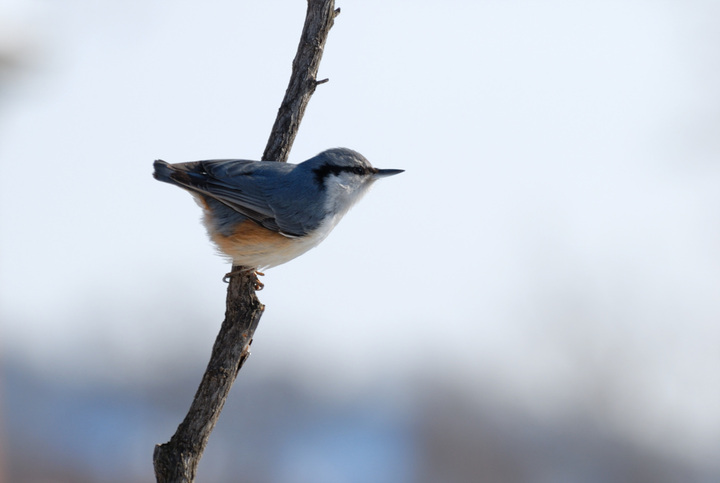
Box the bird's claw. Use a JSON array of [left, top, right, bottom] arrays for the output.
[[223, 268, 265, 291], [253, 271, 265, 290]]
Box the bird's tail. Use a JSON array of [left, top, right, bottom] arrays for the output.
[[152, 159, 178, 184], [153, 159, 212, 198]]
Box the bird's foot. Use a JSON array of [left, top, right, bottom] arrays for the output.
[[223, 268, 265, 291], [253, 271, 265, 291]]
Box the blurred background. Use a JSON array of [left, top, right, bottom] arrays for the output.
[[1, 0, 719, 482]]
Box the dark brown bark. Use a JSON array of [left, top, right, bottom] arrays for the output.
[[153, 1, 338, 481], [153, 270, 263, 482], [262, 1, 339, 164]]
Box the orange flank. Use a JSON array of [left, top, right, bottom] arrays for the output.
[[211, 219, 296, 268]]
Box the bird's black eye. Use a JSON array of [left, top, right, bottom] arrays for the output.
[[353, 166, 365, 175]]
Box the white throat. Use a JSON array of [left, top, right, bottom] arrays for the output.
[[323, 173, 374, 222]]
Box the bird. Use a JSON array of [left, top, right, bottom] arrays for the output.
[[153, 148, 403, 287]]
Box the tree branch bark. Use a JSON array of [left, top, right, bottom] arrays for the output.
[[153, 272, 263, 482], [263, 1, 339, 164], [153, 1, 338, 481]]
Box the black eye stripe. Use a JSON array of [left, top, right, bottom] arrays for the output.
[[313, 164, 375, 186]]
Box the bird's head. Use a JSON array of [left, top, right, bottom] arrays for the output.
[[304, 147, 404, 219]]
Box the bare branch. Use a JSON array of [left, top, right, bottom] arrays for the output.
[[153, 270, 263, 482], [153, 1, 338, 481], [262, 1, 339, 163]]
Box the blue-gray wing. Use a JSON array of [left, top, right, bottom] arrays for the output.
[[155, 159, 320, 237]]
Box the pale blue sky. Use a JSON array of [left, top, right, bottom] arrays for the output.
[[1, 0, 719, 471]]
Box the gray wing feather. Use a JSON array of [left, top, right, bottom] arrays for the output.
[[171, 159, 318, 237]]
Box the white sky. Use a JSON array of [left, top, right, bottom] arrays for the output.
[[1, 0, 719, 470]]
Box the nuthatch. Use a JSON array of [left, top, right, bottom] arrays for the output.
[[153, 148, 403, 281]]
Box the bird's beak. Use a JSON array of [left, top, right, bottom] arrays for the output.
[[373, 168, 405, 179]]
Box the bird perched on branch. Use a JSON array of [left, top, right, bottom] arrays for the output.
[[153, 148, 403, 287]]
